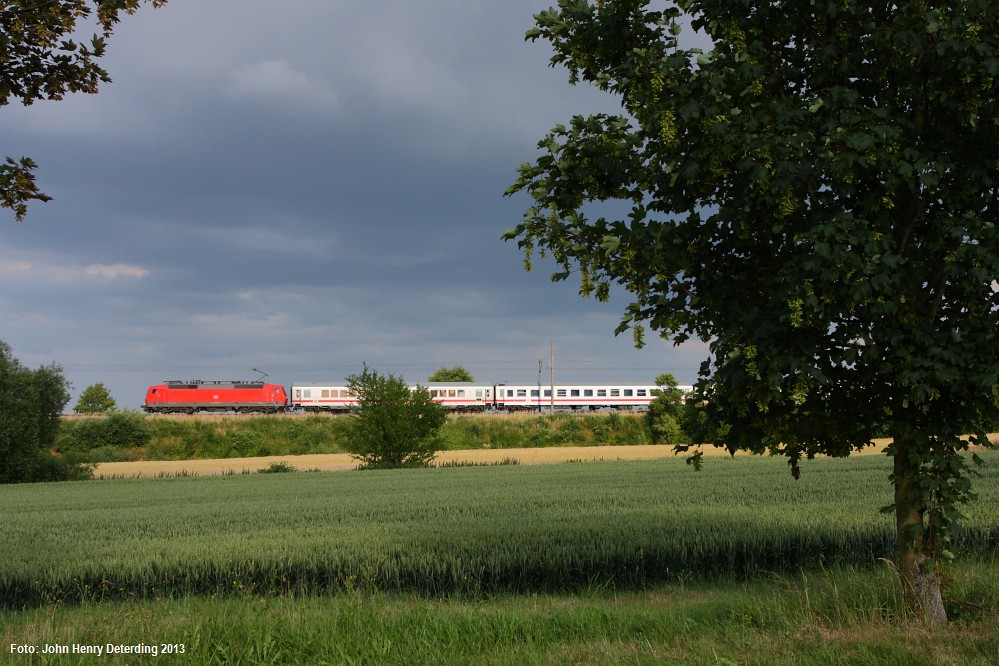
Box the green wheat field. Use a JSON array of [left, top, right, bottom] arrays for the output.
[[2, 451, 998, 664]]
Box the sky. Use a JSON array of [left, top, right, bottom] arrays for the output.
[[3, 0, 710, 410]]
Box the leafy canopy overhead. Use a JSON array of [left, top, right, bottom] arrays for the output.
[[1, 0, 167, 220], [506, 0, 999, 621], [507, 0, 999, 459]]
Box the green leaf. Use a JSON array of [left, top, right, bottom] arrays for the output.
[[600, 235, 621, 253]]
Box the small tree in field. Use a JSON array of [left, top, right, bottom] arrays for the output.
[[646, 373, 685, 445], [427, 365, 475, 382], [343, 365, 448, 469], [74, 382, 117, 414]]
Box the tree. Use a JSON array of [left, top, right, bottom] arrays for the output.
[[74, 382, 117, 413], [1, 0, 167, 220], [427, 365, 475, 383], [505, 0, 999, 623], [342, 364, 448, 469], [0, 339, 84, 482], [645, 373, 685, 445]]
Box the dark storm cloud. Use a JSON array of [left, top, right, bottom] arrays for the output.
[[2, 0, 710, 408]]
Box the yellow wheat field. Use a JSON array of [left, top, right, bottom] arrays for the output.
[[94, 440, 907, 479]]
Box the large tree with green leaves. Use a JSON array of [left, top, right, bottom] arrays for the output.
[[0, 340, 80, 482], [1, 0, 166, 220], [505, 0, 999, 623]]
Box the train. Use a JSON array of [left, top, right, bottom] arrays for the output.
[[143, 379, 692, 414]]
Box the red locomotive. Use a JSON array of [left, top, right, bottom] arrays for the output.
[[143, 380, 287, 414]]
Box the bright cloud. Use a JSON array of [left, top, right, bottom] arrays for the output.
[[224, 60, 340, 116], [85, 264, 149, 278], [0, 259, 32, 272]]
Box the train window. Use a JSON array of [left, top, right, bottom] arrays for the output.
[[517, 389, 527, 397], [584, 389, 594, 397], [557, 389, 566, 397], [506, 389, 514, 397], [624, 389, 633, 396], [449, 389, 457, 397], [475, 390, 483, 399], [303, 389, 312, 398], [611, 389, 620, 397], [530, 390, 539, 397], [637, 390, 647, 396], [570, 389, 580, 397], [597, 389, 607, 397], [457, 390, 465, 397], [322, 390, 330, 398], [544, 389, 551, 397]]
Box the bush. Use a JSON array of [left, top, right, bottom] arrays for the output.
[[342, 365, 448, 469], [65, 411, 153, 454], [646, 373, 688, 445]]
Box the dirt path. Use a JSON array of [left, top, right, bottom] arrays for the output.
[[93, 440, 899, 479]]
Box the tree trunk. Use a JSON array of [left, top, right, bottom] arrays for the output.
[[893, 433, 947, 624]]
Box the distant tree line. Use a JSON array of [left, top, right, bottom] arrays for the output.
[[0, 341, 90, 482]]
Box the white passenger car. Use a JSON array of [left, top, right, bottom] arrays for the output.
[[493, 384, 689, 411], [290, 382, 495, 412], [425, 383, 494, 412], [290, 384, 357, 411]]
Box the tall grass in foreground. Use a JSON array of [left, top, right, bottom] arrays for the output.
[[1, 453, 996, 609], [3, 563, 998, 665]]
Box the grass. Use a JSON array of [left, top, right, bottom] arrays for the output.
[[3, 451, 997, 664], [3, 563, 997, 664], [3, 454, 997, 608]]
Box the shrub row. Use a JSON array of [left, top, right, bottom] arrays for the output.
[[56, 412, 658, 462]]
